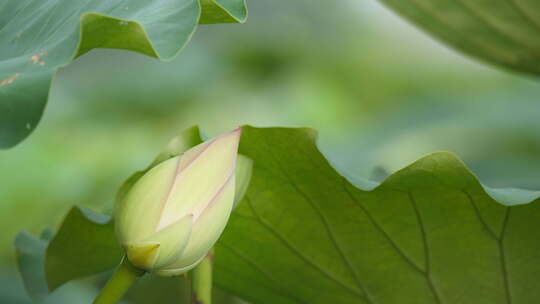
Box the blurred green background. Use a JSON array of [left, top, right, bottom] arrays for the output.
[[2, 0, 540, 302]]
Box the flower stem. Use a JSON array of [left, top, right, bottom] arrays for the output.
[[93, 256, 145, 304], [192, 249, 214, 304]]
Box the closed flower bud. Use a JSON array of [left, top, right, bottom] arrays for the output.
[[115, 128, 241, 275]]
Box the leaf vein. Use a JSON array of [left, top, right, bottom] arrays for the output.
[[219, 241, 309, 304], [455, 0, 540, 54], [263, 142, 374, 303], [499, 207, 512, 304], [408, 191, 442, 304], [0, 0, 34, 35], [244, 197, 367, 300], [463, 190, 499, 240], [37, 0, 95, 51], [507, 0, 540, 35], [342, 178, 426, 274]]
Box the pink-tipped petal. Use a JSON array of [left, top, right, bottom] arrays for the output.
[[156, 129, 241, 230]]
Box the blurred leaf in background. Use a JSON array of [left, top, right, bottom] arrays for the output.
[[380, 0, 540, 76]]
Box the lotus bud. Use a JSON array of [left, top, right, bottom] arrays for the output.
[[115, 128, 241, 275]]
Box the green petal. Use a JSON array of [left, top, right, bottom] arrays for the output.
[[154, 255, 206, 277], [162, 176, 235, 271], [145, 214, 193, 269], [125, 243, 160, 270], [233, 154, 253, 208], [115, 157, 179, 243]]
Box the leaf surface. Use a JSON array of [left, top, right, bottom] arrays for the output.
[[214, 126, 540, 304], [15, 230, 52, 301], [45, 206, 122, 290]]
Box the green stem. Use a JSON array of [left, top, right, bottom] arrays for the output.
[[93, 256, 145, 304], [191, 249, 214, 304]]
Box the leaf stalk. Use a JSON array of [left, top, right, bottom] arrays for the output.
[[93, 256, 145, 304], [191, 249, 214, 304]]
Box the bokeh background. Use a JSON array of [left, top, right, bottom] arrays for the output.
[[2, 0, 540, 302]]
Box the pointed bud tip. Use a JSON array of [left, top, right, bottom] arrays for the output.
[[226, 127, 242, 139], [214, 127, 242, 148]]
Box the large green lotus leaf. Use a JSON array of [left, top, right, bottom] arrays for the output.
[[0, 0, 246, 149], [17, 127, 540, 303], [379, 0, 540, 77], [214, 126, 540, 304]]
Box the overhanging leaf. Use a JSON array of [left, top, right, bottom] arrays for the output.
[[200, 0, 248, 24], [215, 126, 540, 304], [0, 0, 247, 149], [379, 0, 540, 77]]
